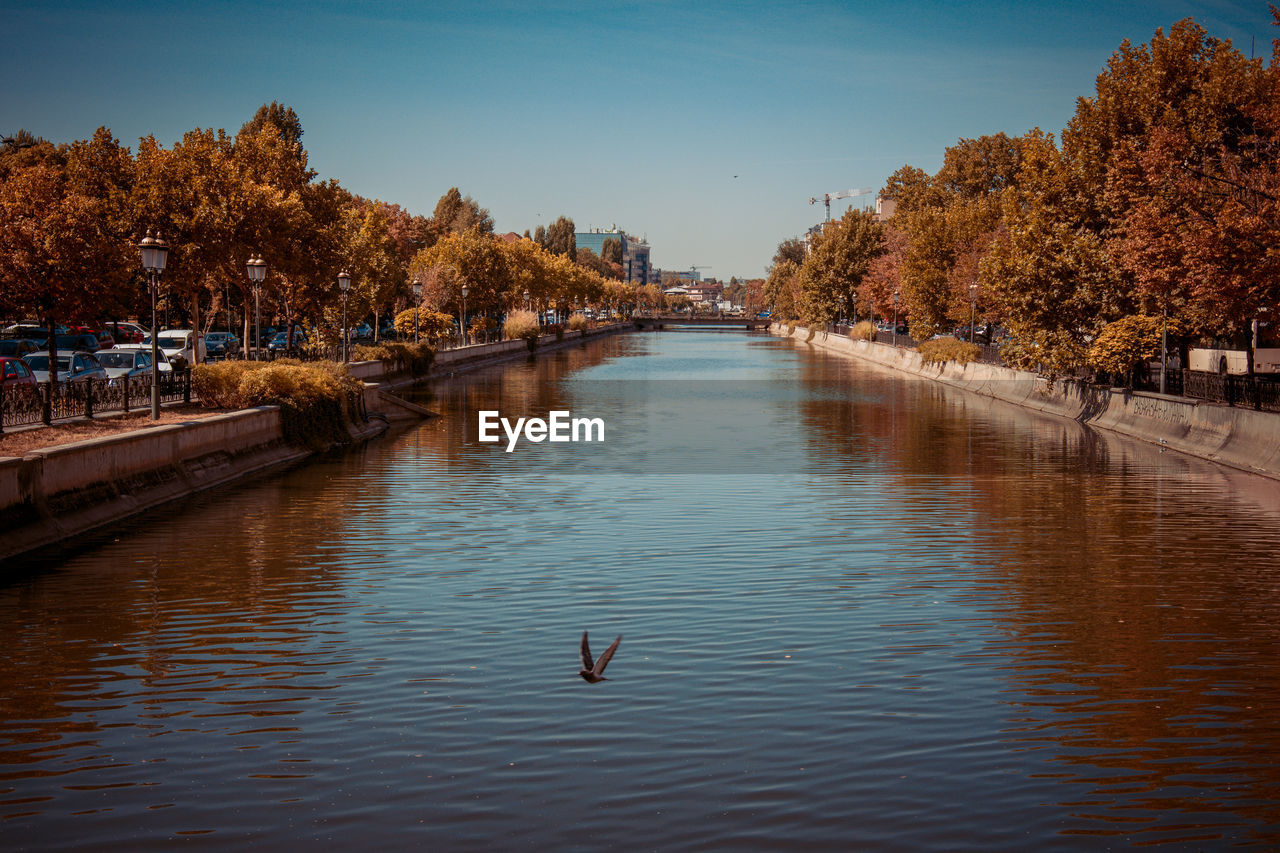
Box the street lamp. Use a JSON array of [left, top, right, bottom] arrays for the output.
[[523, 289, 530, 310], [412, 279, 422, 346], [140, 230, 169, 420], [969, 283, 977, 344], [338, 271, 351, 363], [460, 284, 469, 346], [246, 255, 266, 361]]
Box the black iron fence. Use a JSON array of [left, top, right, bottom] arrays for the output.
[[1, 371, 191, 434], [1175, 369, 1280, 412]]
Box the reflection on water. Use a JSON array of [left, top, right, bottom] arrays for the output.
[[2, 329, 1280, 850]]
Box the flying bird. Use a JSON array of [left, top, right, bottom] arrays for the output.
[[579, 631, 622, 683]]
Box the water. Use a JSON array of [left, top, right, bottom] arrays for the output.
[[3, 329, 1280, 850]]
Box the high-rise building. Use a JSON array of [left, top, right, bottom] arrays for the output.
[[576, 226, 651, 284]]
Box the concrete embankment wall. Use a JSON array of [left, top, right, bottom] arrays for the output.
[[353, 323, 631, 391], [772, 323, 1280, 481], [0, 405, 388, 563]]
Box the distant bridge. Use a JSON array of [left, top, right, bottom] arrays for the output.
[[633, 315, 772, 330]]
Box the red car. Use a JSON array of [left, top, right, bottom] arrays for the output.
[[1, 356, 37, 388]]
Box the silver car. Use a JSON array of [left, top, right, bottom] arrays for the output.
[[96, 349, 154, 381], [22, 350, 108, 384], [111, 344, 173, 374]]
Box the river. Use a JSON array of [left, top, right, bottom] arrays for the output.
[[3, 329, 1280, 850]]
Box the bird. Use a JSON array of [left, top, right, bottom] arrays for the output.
[[578, 631, 621, 683]]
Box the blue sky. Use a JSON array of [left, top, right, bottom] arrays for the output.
[[3, 0, 1275, 279]]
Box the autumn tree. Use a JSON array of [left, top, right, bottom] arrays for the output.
[[543, 216, 576, 258], [0, 128, 136, 390], [1092, 18, 1278, 340], [797, 208, 884, 324], [412, 227, 511, 321], [772, 237, 807, 268], [240, 101, 305, 149], [764, 259, 801, 320], [600, 237, 623, 265], [431, 187, 493, 240]]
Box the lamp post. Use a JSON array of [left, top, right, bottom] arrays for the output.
[[460, 284, 469, 346], [412, 279, 422, 345], [523, 289, 530, 311], [338, 271, 351, 363], [139, 230, 169, 420], [246, 255, 266, 361], [893, 290, 900, 347], [969, 283, 977, 344]]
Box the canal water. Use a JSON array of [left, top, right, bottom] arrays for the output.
[[3, 329, 1280, 850]]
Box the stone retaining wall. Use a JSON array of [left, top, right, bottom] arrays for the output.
[[0, 407, 384, 564], [772, 324, 1280, 481]]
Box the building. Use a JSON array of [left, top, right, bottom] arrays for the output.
[[874, 196, 897, 221], [576, 226, 651, 284], [664, 281, 723, 305]]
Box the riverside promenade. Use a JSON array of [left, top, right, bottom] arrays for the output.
[[0, 323, 631, 564]]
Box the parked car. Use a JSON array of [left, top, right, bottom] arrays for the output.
[[52, 333, 103, 353], [1, 356, 38, 389], [2, 324, 55, 347], [154, 329, 206, 369], [105, 321, 147, 344], [267, 329, 308, 354], [204, 331, 240, 358], [96, 349, 154, 381], [23, 351, 108, 384], [354, 322, 374, 341], [0, 338, 39, 358], [112, 344, 173, 374]]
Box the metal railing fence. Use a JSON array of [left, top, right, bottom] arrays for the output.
[[1, 371, 190, 433]]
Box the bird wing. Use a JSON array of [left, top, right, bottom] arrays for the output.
[[594, 635, 622, 675], [580, 631, 594, 671]]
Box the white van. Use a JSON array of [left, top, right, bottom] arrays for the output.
[[1189, 347, 1280, 375], [153, 329, 206, 369]]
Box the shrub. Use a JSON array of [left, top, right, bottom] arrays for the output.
[[503, 309, 541, 342], [352, 341, 433, 376], [394, 308, 456, 343], [567, 313, 590, 332], [917, 336, 981, 366], [470, 315, 496, 338], [544, 323, 565, 341], [190, 360, 249, 408], [850, 321, 874, 341], [190, 360, 367, 448], [1088, 314, 1179, 379]]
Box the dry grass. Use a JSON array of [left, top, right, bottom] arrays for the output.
[[0, 405, 230, 457]]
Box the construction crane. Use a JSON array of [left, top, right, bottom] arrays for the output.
[[689, 264, 711, 280], [808, 188, 873, 222]]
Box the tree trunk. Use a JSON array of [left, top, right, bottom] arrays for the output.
[[191, 294, 202, 365]]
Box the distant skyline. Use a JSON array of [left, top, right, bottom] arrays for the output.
[[4, 1, 1276, 280]]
